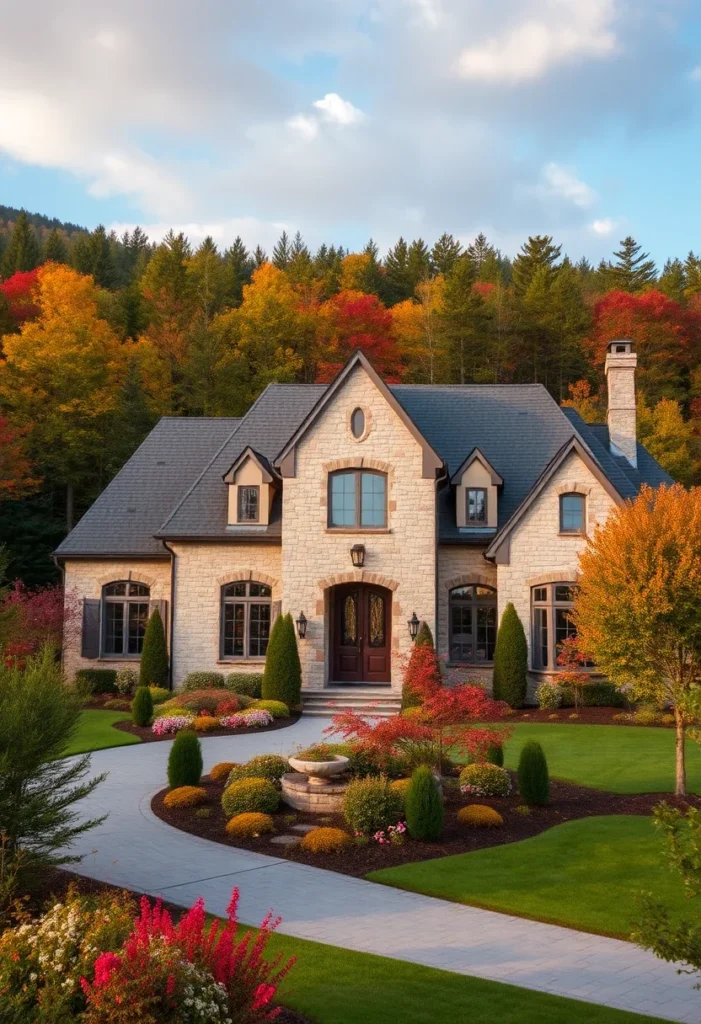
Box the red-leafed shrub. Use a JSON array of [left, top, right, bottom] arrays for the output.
[[215, 696, 241, 717], [0, 581, 78, 666]]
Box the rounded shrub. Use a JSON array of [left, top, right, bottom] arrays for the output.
[[221, 778, 279, 817], [214, 697, 241, 717], [252, 699, 290, 719], [167, 730, 203, 789], [492, 602, 528, 708], [536, 682, 562, 711], [226, 672, 263, 699], [161, 690, 223, 714], [148, 686, 171, 705], [132, 685, 153, 727], [300, 827, 352, 854], [163, 785, 207, 809], [193, 715, 220, 732], [74, 668, 117, 694], [225, 812, 275, 839], [209, 761, 237, 783], [405, 765, 443, 841], [457, 804, 504, 828], [226, 755, 289, 785], [138, 608, 168, 689], [262, 613, 301, 708], [115, 667, 138, 695], [518, 741, 549, 806], [343, 776, 403, 835], [459, 762, 511, 797], [183, 671, 226, 691]]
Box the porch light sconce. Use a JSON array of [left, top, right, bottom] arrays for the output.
[[295, 612, 308, 640], [350, 544, 366, 568], [408, 611, 420, 641]]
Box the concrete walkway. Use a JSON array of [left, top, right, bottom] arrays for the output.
[[70, 718, 699, 1023]]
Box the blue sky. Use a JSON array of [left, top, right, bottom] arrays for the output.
[[1, 0, 700, 264]]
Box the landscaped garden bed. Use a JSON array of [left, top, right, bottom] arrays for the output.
[[115, 709, 301, 742]]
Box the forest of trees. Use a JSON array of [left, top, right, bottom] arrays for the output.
[[0, 206, 699, 585]]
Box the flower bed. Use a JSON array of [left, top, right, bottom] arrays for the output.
[[113, 710, 300, 743]]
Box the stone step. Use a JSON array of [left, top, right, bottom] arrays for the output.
[[301, 687, 401, 717]]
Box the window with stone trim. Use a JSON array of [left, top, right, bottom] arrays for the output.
[[328, 469, 387, 528], [531, 583, 579, 669], [102, 581, 150, 656], [449, 584, 497, 663], [559, 492, 585, 534], [221, 581, 272, 659]]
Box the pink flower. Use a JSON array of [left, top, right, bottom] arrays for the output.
[[93, 951, 122, 987], [252, 983, 276, 1010]]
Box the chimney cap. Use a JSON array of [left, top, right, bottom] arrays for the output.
[[606, 339, 634, 355]]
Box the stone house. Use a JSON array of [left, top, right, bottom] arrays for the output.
[[55, 342, 671, 710]]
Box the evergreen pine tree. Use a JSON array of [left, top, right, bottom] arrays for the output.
[[609, 236, 657, 292], [106, 360, 157, 475], [383, 237, 412, 304], [466, 232, 494, 272], [287, 232, 313, 287], [113, 283, 149, 341], [518, 740, 549, 805], [167, 730, 203, 788], [658, 258, 686, 304], [272, 231, 291, 270], [131, 685, 153, 727], [223, 236, 252, 306], [511, 235, 561, 296], [684, 252, 701, 298], [405, 765, 444, 840], [431, 233, 462, 276], [406, 238, 431, 292], [253, 245, 267, 268], [262, 612, 301, 707], [43, 228, 69, 265], [2, 210, 40, 278], [492, 602, 528, 707], [547, 261, 591, 398], [71, 225, 117, 288], [358, 239, 384, 295], [139, 608, 168, 689], [441, 254, 489, 383]]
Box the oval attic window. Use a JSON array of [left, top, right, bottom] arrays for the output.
[[351, 407, 365, 439]]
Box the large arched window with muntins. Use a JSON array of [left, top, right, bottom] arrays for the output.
[[221, 581, 272, 659], [102, 581, 150, 656], [449, 584, 497, 663]]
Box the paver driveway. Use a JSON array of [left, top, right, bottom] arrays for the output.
[[69, 717, 700, 1023]]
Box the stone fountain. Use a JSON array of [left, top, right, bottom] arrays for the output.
[[281, 753, 350, 813]]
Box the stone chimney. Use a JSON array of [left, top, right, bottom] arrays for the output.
[[605, 340, 638, 467]]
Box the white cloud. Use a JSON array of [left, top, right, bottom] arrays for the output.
[[541, 162, 596, 208], [287, 114, 319, 139], [109, 217, 288, 252], [591, 217, 615, 236], [313, 93, 365, 125], [455, 1, 617, 83]]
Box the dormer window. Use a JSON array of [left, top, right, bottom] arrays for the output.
[[238, 485, 260, 523], [467, 488, 487, 524]]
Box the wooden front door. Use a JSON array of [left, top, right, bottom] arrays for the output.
[[332, 584, 391, 684]]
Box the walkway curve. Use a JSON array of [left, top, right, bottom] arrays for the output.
[[70, 719, 698, 1023]]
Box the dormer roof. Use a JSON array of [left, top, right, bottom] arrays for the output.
[[449, 447, 503, 487], [223, 446, 281, 485]]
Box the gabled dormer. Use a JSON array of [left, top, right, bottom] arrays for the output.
[[223, 447, 281, 527], [450, 448, 503, 530]]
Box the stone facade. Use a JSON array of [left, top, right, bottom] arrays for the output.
[[436, 545, 496, 685], [63, 559, 171, 681]]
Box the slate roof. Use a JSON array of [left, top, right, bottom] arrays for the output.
[[55, 366, 673, 558]]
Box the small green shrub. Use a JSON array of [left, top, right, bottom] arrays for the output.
[[343, 776, 403, 835], [632, 706, 662, 726], [183, 672, 226, 691], [226, 755, 289, 785], [323, 742, 387, 778], [225, 673, 263, 698], [560, 681, 626, 708], [536, 682, 561, 711], [252, 699, 289, 719], [405, 765, 443, 840], [221, 777, 279, 817], [115, 667, 138, 695], [74, 668, 117, 694], [464, 743, 504, 768], [167, 730, 203, 788], [131, 685, 153, 727], [518, 740, 549, 806], [492, 603, 528, 708], [295, 743, 336, 762], [148, 686, 170, 705], [138, 608, 168, 689], [459, 762, 511, 797], [262, 613, 301, 707]]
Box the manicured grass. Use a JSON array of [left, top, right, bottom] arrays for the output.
[[62, 710, 140, 755], [257, 925, 668, 1023], [479, 722, 701, 794], [369, 815, 688, 939]]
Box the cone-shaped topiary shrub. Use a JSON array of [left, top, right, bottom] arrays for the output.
[[262, 613, 301, 708], [139, 608, 168, 689], [132, 685, 153, 727], [167, 730, 203, 789], [518, 740, 549, 806], [402, 621, 440, 711], [405, 765, 444, 840], [492, 602, 528, 708]]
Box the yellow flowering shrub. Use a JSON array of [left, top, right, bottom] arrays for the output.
[[225, 812, 275, 838], [163, 786, 208, 809], [457, 804, 504, 828], [300, 827, 352, 854]]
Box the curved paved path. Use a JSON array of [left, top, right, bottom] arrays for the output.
[[70, 719, 698, 1023]]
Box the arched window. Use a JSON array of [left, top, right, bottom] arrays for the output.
[[328, 469, 387, 528], [559, 493, 586, 534], [531, 583, 578, 669], [102, 581, 150, 656], [221, 581, 272, 659], [449, 584, 497, 663]]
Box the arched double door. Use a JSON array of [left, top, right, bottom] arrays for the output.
[[332, 583, 391, 684]]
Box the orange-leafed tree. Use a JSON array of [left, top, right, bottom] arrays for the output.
[[0, 417, 40, 499], [573, 484, 701, 795]]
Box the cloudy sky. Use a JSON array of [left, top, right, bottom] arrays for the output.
[[1, 0, 700, 262]]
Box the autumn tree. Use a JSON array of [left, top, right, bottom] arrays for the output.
[[317, 289, 401, 381], [562, 379, 604, 423], [608, 236, 657, 293], [391, 276, 447, 383], [0, 269, 39, 328], [0, 418, 39, 500], [637, 397, 701, 485], [573, 484, 701, 795]]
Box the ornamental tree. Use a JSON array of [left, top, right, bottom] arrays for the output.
[[573, 483, 701, 795]]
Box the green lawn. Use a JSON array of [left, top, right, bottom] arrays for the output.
[[479, 722, 701, 794], [62, 710, 140, 756], [254, 925, 668, 1024], [369, 815, 689, 938]]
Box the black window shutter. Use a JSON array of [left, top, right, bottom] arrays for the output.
[[81, 599, 101, 659], [271, 601, 282, 626]]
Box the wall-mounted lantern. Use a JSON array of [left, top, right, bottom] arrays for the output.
[[350, 544, 366, 568], [295, 612, 308, 640], [407, 611, 420, 640]]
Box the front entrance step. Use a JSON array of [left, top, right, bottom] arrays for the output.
[[302, 687, 402, 717]]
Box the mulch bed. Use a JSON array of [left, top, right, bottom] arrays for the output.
[[152, 774, 701, 879], [114, 712, 301, 743], [482, 706, 673, 727]]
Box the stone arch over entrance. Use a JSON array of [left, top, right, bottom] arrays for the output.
[[317, 571, 400, 593], [327, 580, 394, 685]]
